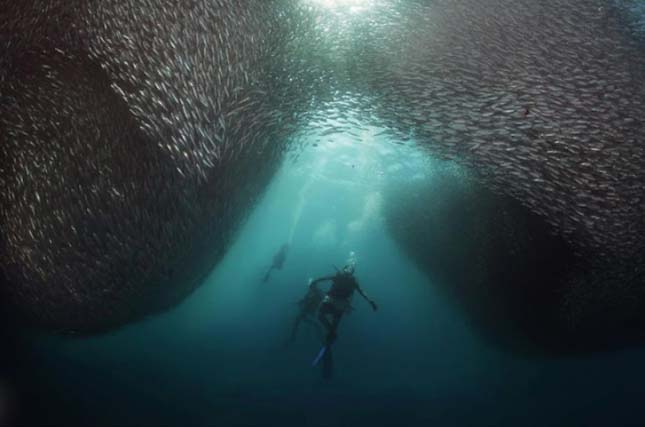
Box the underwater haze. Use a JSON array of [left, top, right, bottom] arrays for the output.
[[3, 0, 645, 426], [8, 128, 645, 427]]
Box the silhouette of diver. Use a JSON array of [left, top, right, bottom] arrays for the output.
[[285, 279, 325, 345], [310, 263, 378, 346], [263, 243, 289, 283]]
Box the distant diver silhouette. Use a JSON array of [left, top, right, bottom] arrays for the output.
[[263, 243, 289, 283]]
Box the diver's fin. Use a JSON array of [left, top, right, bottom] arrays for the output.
[[312, 345, 327, 367]]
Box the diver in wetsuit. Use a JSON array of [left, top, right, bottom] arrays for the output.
[[310, 264, 378, 345], [263, 243, 289, 283], [286, 279, 325, 344]]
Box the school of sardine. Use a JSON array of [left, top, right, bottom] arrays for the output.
[[1, 0, 644, 342]]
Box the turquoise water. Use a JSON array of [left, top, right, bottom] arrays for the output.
[[16, 129, 645, 426]]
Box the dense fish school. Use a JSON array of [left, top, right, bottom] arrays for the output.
[[1, 0, 645, 348]]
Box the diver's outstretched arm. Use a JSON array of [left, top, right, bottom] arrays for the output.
[[356, 285, 378, 311]]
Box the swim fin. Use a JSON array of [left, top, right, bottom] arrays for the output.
[[312, 345, 327, 367]]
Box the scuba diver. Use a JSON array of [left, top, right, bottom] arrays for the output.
[[263, 243, 289, 283], [285, 279, 325, 345], [310, 261, 378, 346]]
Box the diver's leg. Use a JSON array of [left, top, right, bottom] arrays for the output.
[[303, 316, 318, 326], [331, 312, 343, 333], [318, 304, 334, 335], [326, 311, 342, 344], [302, 316, 324, 339], [289, 313, 305, 342]]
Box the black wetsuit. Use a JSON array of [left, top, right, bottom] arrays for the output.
[[325, 273, 357, 311], [288, 284, 324, 343], [318, 272, 358, 341]]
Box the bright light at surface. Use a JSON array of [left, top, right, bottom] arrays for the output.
[[306, 0, 373, 12]]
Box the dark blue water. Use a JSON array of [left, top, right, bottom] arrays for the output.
[[14, 133, 645, 426]]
